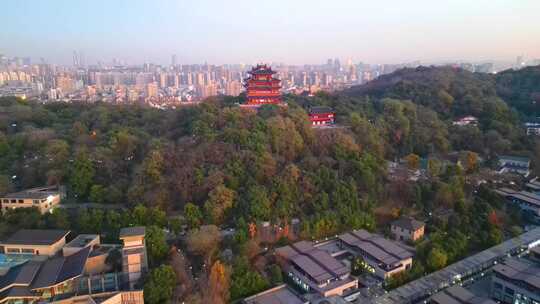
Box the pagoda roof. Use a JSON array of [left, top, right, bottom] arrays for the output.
[[248, 64, 277, 75]]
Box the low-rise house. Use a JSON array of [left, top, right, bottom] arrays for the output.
[[338, 229, 414, 279], [0, 186, 62, 214], [491, 258, 540, 304], [243, 284, 308, 304], [495, 188, 540, 221], [390, 218, 425, 242], [430, 285, 496, 304], [308, 106, 335, 126], [497, 155, 531, 177], [452, 116, 478, 126], [275, 241, 358, 297], [0, 230, 69, 257]]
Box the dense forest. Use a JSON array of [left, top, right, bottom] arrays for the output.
[[1, 65, 539, 303]]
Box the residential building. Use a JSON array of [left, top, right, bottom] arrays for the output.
[[243, 284, 308, 304], [491, 258, 540, 304], [119, 227, 148, 290], [275, 240, 358, 297], [391, 217, 425, 242], [1, 186, 63, 214], [308, 106, 335, 126], [0, 229, 69, 256], [338, 229, 413, 279], [497, 155, 531, 177], [430, 285, 496, 304]]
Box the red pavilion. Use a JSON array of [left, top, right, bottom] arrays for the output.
[[242, 64, 283, 107]]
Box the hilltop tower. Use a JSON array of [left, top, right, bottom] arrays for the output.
[[242, 64, 282, 107]]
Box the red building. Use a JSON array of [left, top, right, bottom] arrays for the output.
[[242, 64, 282, 107], [309, 106, 335, 126]]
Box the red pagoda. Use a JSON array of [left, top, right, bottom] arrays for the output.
[[242, 64, 283, 107]]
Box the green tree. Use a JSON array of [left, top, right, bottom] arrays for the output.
[[230, 257, 269, 300], [184, 203, 203, 229], [146, 225, 169, 266], [144, 265, 176, 304], [70, 150, 95, 198], [427, 247, 448, 271], [89, 185, 106, 204], [269, 264, 283, 285]]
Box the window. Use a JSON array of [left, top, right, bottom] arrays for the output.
[[21, 249, 34, 254], [493, 282, 503, 289], [18, 199, 24, 204], [2, 199, 8, 204], [505, 287, 514, 295], [33, 200, 39, 204], [10, 199, 16, 204], [7, 248, 21, 253]]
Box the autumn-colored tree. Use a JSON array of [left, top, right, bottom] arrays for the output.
[[460, 151, 479, 173], [248, 222, 257, 239], [205, 260, 230, 304], [488, 210, 502, 227], [186, 225, 221, 265], [204, 185, 235, 225], [405, 153, 420, 170]]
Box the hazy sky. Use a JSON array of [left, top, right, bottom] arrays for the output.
[[1, 0, 539, 65]]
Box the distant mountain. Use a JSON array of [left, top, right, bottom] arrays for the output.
[[343, 65, 540, 119], [495, 65, 540, 116]]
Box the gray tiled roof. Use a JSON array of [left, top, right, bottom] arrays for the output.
[[2, 230, 69, 246], [391, 218, 425, 231], [31, 246, 90, 290], [119, 226, 145, 238]]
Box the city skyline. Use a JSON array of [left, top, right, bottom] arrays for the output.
[[2, 0, 540, 65]]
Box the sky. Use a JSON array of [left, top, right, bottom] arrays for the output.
[[1, 0, 539, 65]]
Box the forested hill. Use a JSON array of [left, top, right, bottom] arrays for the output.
[[343, 65, 540, 119]]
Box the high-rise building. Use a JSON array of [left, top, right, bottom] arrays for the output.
[[159, 73, 167, 89], [146, 82, 158, 98], [171, 54, 177, 67]]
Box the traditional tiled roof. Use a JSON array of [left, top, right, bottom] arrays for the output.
[[309, 106, 334, 114]]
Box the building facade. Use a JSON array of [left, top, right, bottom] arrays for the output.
[[308, 106, 335, 126], [0, 186, 62, 214], [275, 240, 358, 297], [390, 218, 425, 242], [491, 258, 540, 304], [0, 229, 69, 256], [338, 229, 414, 279]]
